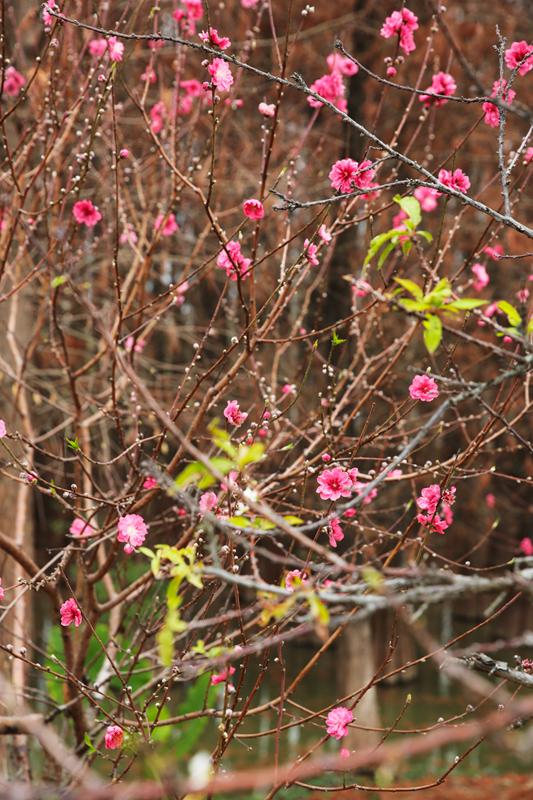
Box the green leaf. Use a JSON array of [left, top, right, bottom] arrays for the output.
[[65, 436, 80, 452], [399, 298, 430, 312], [393, 195, 421, 227], [377, 240, 397, 269], [417, 230, 433, 243], [448, 298, 487, 311], [497, 301, 521, 327], [364, 230, 395, 266], [527, 317, 533, 335], [394, 278, 423, 300], [237, 443, 265, 469], [227, 516, 251, 528], [51, 275, 67, 288], [401, 240, 413, 257], [84, 733, 97, 753], [423, 314, 442, 354], [331, 329, 347, 346], [283, 515, 304, 525]]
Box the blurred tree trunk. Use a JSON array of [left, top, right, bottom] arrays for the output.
[[338, 617, 381, 748]]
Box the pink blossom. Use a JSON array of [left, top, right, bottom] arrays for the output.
[[207, 58, 233, 92], [285, 570, 308, 591], [416, 484, 441, 516], [104, 725, 124, 750], [141, 65, 157, 84], [328, 517, 345, 548], [42, 2, 58, 28], [483, 80, 516, 127], [441, 503, 454, 526], [143, 476, 158, 490], [387, 66, 397, 77], [155, 213, 178, 237], [409, 375, 439, 402], [380, 8, 419, 55], [308, 71, 345, 110], [281, 383, 296, 395], [88, 39, 108, 58], [417, 513, 448, 534], [419, 72, 456, 108], [318, 225, 332, 243], [340, 747, 350, 759], [119, 148, 129, 159], [211, 666, 236, 685], [505, 41, 533, 76], [20, 471, 38, 484], [107, 37, 124, 62], [414, 186, 439, 212], [224, 400, 248, 426], [199, 28, 231, 50], [72, 200, 102, 227], [438, 168, 470, 194], [150, 101, 166, 133], [317, 467, 353, 501], [2, 66, 25, 97], [184, 0, 203, 21], [125, 336, 145, 354], [471, 263, 490, 291], [258, 102, 276, 117], [0, 579, 4, 601], [199, 491, 218, 515], [304, 239, 319, 267], [525, 148, 533, 164], [243, 198, 265, 220], [520, 538, 533, 556], [329, 158, 375, 194], [326, 706, 354, 740], [120, 225, 138, 246], [117, 514, 148, 554], [69, 518, 94, 537], [484, 244, 503, 260], [60, 598, 82, 627], [517, 288, 529, 303], [442, 486, 456, 506], [0, 420, 6, 438], [327, 53, 358, 76], [241, 0, 260, 7], [485, 493, 496, 508], [216, 240, 251, 281], [181, 79, 204, 97]]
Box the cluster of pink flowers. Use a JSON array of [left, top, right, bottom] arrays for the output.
[[73, 200, 102, 228], [216, 240, 251, 281], [88, 37, 124, 62], [60, 598, 82, 627], [380, 7, 419, 55], [104, 725, 124, 750], [155, 213, 178, 237], [207, 58, 234, 92], [438, 168, 470, 194], [199, 28, 231, 49], [285, 570, 309, 591], [419, 72, 457, 108], [172, 0, 203, 36], [329, 158, 376, 195], [2, 66, 25, 97], [224, 400, 248, 426], [308, 50, 358, 112], [483, 80, 516, 128], [409, 374, 439, 402], [326, 706, 354, 740], [505, 41, 533, 76], [416, 484, 456, 534], [243, 199, 264, 220], [42, 1, 58, 29], [117, 514, 148, 554]]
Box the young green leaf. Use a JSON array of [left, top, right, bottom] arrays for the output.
[[423, 314, 443, 354]]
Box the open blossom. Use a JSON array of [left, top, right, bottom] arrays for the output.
[[89, 38, 108, 58], [483, 80, 516, 127], [328, 517, 345, 548], [420, 72, 456, 108], [243, 199, 264, 220], [69, 518, 94, 537], [211, 666, 235, 685], [471, 263, 490, 291], [199, 28, 231, 49], [417, 513, 448, 534], [2, 66, 25, 97], [308, 71, 346, 110], [409, 375, 439, 402], [0, 420, 6, 438], [329, 158, 375, 194], [317, 467, 353, 501], [108, 37, 124, 62], [327, 53, 358, 76], [155, 213, 178, 237], [417, 485, 441, 516], [150, 101, 166, 133], [216, 240, 251, 281], [104, 725, 124, 750], [199, 491, 218, 515], [143, 476, 158, 490], [438, 168, 470, 194], [414, 186, 439, 212], [285, 570, 308, 591], [318, 225, 332, 243], [505, 41, 533, 76], [258, 102, 276, 117], [207, 58, 233, 92], [117, 514, 148, 554], [60, 598, 82, 627], [326, 706, 354, 740], [483, 243, 503, 260], [224, 400, 248, 426], [73, 200, 102, 227], [42, 1, 58, 28], [303, 239, 319, 267], [380, 8, 419, 54]]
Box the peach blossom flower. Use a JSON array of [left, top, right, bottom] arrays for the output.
[[60, 598, 82, 627], [104, 725, 124, 750], [326, 706, 353, 739], [409, 375, 439, 402]]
